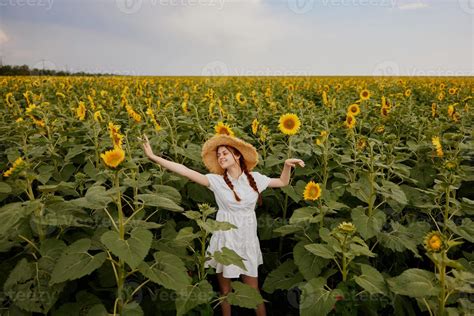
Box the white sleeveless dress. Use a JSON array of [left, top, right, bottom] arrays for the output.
[[204, 171, 271, 278]]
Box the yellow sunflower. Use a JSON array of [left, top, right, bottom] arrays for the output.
[[76, 101, 86, 121], [93, 111, 103, 122], [347, 104, 360, 116], [404, 89, 412, 98], [359, 89, 370, 101], [448, 88, 456, 95], [236, 92, 247, 105], [100, 146, 125, 168], [108, 122, 124, 148], [431, 103, 437, 118], [448, 104, 455, 118], [278, 113, 301, 135], [3, 157, 25, 177], [215, 121, 235, 137], [423, 231, 444, 252], [303, 181, 321, 201], [431, 136, 443, 157], [337, 222, 356, 234], [344, 114, 356, 129], [251, 118, 259, 135]]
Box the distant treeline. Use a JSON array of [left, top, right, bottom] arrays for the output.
[[0, 64, 113, 76]]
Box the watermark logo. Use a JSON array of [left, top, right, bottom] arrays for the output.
[[116, 0, 143, 14], [372, 60, 400, 76], [201, 61, 230, 76], [287, 0, 315, 14]]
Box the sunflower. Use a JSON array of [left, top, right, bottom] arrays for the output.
[[125, 104, 142, 123], [278, 113, 301, 135], [423, 231, 444, 252], [76, 101, 86, 121], [251, 118, 259, 135], [448, 104, 455, 118], [214, 121, 235, 137], [347, 104, 360, 116], [344, 114, 356, 129], [108, 122, 124, 148], [432, 136, 443, 157], [236, 92, 247, 105], [337, 222, 356, 234], [93, 111, 103, 122], [381, 106, 389, 117], [444, 160, 457, 171], [404, 89, 412, 97], [448, 88, 456, 95], [56, 92, 66, 99], [359, 89, 370, 101], [3, 157, 25, 177], [303, 181, 321, 201], [322, 91, 329, 106], [431, 103, 437, 118], [100, 146, 125, 168], [376, 125, 385, 133], [181, 101, 188, 114], [5, 92, 14, 106]]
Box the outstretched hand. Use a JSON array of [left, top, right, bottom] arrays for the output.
[[284, 158, 305, 168], [141, 134, 155, 159]]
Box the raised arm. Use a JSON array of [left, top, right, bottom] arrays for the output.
[[141, 135, 209, 187], [268, 158, 305, 188]]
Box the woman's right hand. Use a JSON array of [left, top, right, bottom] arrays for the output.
[[141, 135, 155, 160]]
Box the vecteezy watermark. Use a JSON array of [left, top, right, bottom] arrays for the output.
[[372, 60, 401, 77], [287, 0, 315, 14], [115, 0, 225, 14], [201, 60, 311, 76], [0, 0, 54, 10], [458, 0, 474, 14]]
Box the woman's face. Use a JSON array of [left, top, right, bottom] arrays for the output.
[[217, 146, 240, 170]]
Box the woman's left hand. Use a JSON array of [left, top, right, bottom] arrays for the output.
[[284, 158, 305, 168]]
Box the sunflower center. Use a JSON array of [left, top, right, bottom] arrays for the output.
[[283, 119, 295, 129]]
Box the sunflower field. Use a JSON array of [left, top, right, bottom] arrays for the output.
[[0, 76, 473, 316]]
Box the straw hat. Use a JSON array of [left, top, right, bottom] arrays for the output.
[[201, 134, 258, 175]]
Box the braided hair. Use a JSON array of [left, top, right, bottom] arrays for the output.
[[220, 145, 263, 206]]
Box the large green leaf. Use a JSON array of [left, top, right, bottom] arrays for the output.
[[304, 243, 335, 259], [136, 193, 183, 212], [196, 219, 236, 233], [347, 172, 375, 205], [101, 228, 153, 269], [447, 219, 474, 243], [50, 238, 107, 284], [289, 207, 321, 224], [0, 201, 39, 238], [351, 207, 386, 240], [378, 221, 429, 258], [4, 258, 64, 313], [299, 277, 343, 316], [387, 268, 440, 298], [122, 302, 144, 316], [354, 264, 388, 296], [176, 280, 214, 316], [227, 281, 264, 309], [138, 251, 191, 292], [293, 241, 328, 281], [262, 260, 304, 294], [213, 247, 247, 271]]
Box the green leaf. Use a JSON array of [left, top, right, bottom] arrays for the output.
[[136, 193, 183, 212], [299, 277, 343, 316], [289, 207, 319, 224], [273, 224, 304, 236], [349, 244, 376, 258], [196, 219, 237, 233], [101, 228, 153, 269], [152, 184, 182, 203], [213, 247, 247, 271], [122, 302, 144, 316], [176, 280, 214, 316], [347, 172, 375, 205], [293, 241, 328, 281], [50, 239, 107, 284], [351, 207, 386, 240], [138, 251, 191, 291], [378, 221, 429, 258], [354, 264, 388, 296], [86, 304, 108, 316], [85, 186, 113, 208], [174, 227, 200, 247], [4, 258, 64, 313], [304, 243, 335, 259], [227, 281, 264, 309], [447, 219, 474, 243], [281, 185, 302, 203], [387, 268, 439, 298], [183, 210, 202, 220], [0, 182, 12, 193], [262, 260, 304, 294]]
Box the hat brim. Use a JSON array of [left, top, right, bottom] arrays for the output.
[[201, 135, 258, 175]]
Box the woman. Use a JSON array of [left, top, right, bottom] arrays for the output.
[[142, 134, 304, 316]]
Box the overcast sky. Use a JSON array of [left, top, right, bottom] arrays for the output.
[[0, 0, 472, 76]]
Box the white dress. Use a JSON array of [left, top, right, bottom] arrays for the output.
[[204, 171, 272, 278]]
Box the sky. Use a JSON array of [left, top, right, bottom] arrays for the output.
[[0, 0, 472, 76]]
